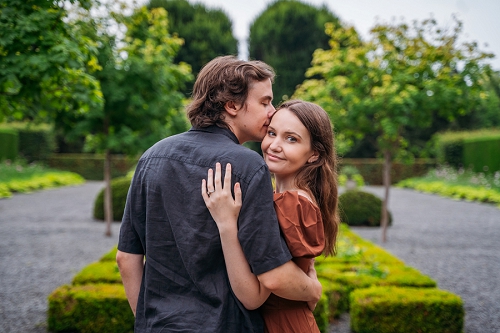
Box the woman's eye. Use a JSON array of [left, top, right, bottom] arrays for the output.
[[287, 136, 297, 143], [268, 130, 276, 137]]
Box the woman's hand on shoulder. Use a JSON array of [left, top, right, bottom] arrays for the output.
[[202, 162, 242, 233]]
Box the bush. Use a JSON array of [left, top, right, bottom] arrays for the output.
[[338, 190, 392, 226], [93, 177, 132, 221], [48, 224, 460, 333], [350, 286, 464, 333], [0, 128, 19, 162], [48, 284, 133, 333]]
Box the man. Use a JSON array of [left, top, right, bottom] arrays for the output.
[[116, 56, 322, 332]]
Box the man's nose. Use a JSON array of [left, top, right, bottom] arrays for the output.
[[268, 104, 276, 117]]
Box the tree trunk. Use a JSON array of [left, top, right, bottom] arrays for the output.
[[381, 150, 392, 243], [104, 149, 113, 237]]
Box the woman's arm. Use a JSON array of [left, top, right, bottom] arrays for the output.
[[202, 163, 271, 310]]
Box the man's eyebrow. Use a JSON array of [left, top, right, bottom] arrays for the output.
[[261, 95, 273, 101]]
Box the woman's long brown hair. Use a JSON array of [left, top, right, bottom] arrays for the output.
[[275, 100, 340, 256]]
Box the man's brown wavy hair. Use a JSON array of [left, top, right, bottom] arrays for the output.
[[187, 55, 275, 129]]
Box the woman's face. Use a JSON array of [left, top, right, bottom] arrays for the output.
[[261, 108, 318, 178]]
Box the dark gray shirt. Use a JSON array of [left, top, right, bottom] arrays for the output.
[[118, 125, 292, 333]]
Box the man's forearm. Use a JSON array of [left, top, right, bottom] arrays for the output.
[[257, 260, 322, 302], [116, 250, 144, 316]]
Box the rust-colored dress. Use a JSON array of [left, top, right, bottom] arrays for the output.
[[261, 191, 325, 333]]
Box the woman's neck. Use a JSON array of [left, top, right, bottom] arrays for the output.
[[274, 175, 298, 193]]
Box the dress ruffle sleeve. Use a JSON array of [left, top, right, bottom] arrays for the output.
[[273, 191, 325, 258]]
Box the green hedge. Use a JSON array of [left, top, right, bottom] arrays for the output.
[[48, 225, 462, 333], [435, 129, 500, 173], [93, 177, 132, 221], [350, 286, 464, 333], [47, 154, 138, 180], [340, 158, 435, 185], [0, 128, 19, 161], [48, 284, 133, 333], [0, 122, 55, 162]]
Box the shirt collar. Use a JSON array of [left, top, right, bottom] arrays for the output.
[[189, 125, 240, 144]]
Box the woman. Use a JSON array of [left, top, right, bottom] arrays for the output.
[[202, 100, 340, 332]]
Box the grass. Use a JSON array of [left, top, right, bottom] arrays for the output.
[[0, 159, 54, 182], [0, 159, 85, 198]]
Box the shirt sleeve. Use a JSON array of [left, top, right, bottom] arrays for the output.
[[237, 165, 292, 276], [117, 159, 146, 255], [273, 191, 325, 258]]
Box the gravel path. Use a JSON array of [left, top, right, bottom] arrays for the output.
[[328, 186, 500, 333], [0, 182, 120, 333], [0, 183, 498, 332]]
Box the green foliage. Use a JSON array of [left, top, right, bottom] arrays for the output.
[[99, 246, 118, 262], [48, 223, 457, 333], [338, 190, 392, 226], [0, 159, 84, 198], [249, 0, 342, 103], [67, 6, 192, 158], [340, 158, 434, 185], [93, 176, 132, 221], [47, 154, 138, 180], [0, 122, 55, 162], [397, 173, 500, 208], [338, 165, 365, 187], [48, 284, 133, 333], [294, 17, 493, 161], [0, 0, 103, 122], [434, 128, 500, 171], [148, 0, 238, 93], [0, 128, 18, 161], [350, 286, 464, 333], [73, 261, 122, 285]]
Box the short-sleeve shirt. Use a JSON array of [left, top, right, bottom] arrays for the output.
[[118, 125, 292, 333]]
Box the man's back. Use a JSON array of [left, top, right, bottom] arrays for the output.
[[118, 126, 291, 332]]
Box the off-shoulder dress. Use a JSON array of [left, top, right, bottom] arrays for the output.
[[260, 191, 325, 333]]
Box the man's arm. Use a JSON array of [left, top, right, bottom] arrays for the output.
[[116, 250, 144, 316], [257, 260, 322, 303]]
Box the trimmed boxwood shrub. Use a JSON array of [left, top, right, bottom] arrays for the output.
[[350, 286, 464, 333], [93, 177, 132, 221], [72, 261, 122, 285], [48, 284, 133, 333], [339, 190, 392, 226], [48, 224, 459, 333]]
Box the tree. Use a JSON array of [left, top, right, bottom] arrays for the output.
[[294, 18, 493, 242], [249, 0, 342, 103], [73, 5, 192, 236], [0, 0, 102, 122], [148, 0, 238, 94]]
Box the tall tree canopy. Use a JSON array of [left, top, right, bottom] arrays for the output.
[[148, 0, 238, 93], [249, 0, 342, 103], [69, 5, 192, 235], [0, 0, 102, 122], [294, 18, 493, 241]]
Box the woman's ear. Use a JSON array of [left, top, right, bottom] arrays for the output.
[[308, 152, 319, 163], [224, 101, 240, 116]]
